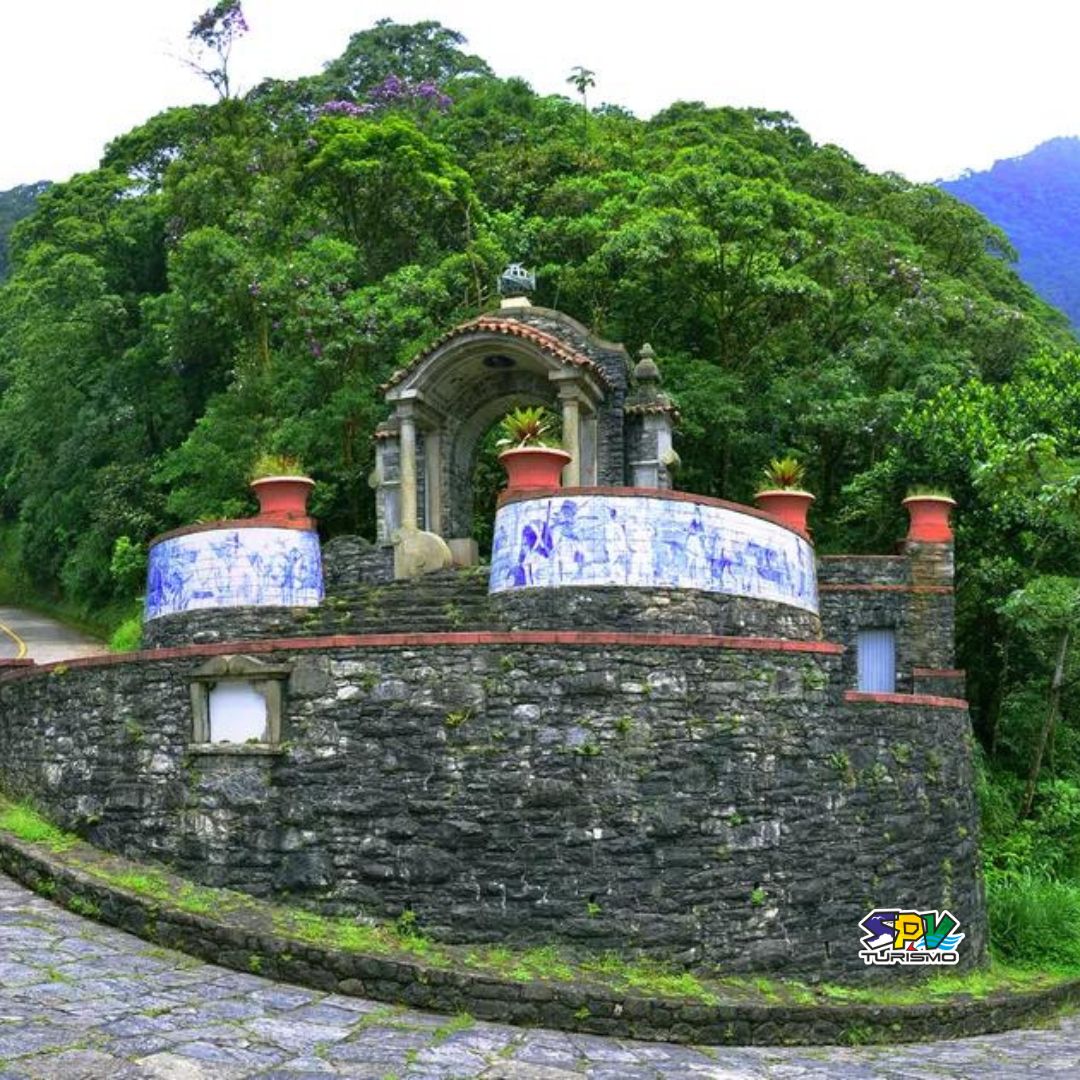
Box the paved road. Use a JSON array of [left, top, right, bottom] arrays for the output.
[[1, 874, 1078, 1078], [0, 607, 107, 664]]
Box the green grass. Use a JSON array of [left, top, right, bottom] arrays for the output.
[[108, 614, 143, 653], [0, 803, 78, 852], [987, 871, 1080, 969]]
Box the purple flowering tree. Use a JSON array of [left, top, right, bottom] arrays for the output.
[[187, 1, 249, 99], [316, 74, 452, 121]]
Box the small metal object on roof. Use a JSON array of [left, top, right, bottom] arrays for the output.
[[498, 263, 536, 297]]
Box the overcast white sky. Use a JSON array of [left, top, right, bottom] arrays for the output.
[[2, 0, 1078, 191]]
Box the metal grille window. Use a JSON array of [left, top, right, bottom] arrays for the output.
[[857, 629, 896, 692]]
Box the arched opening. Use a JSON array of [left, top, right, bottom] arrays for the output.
[[460, 398, 565, 557], [377, 314, 618, 561], [446, 379, 557, 543]]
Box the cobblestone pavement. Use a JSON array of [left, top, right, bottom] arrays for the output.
[[1, 874, 1077, 1079]]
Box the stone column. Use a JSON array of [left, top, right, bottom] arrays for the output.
[[580, 413, 598, 485], [398, 407, 418, 531], [425, 430, 443, 536], [559, 388, 581, 487]]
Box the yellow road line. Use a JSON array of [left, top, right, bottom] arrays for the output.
[[0, 619, 28, 660]]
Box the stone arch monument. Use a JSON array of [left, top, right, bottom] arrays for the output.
[[374, 292, 679, 573]]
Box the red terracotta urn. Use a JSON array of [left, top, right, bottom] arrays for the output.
[[754, 489, 815, 536], [499, 447, 572, 492], [250, 475, 316, 519], [902, 495, 955, 543]]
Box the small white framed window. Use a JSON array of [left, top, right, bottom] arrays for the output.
[[857, 629, 896, 692], [189, 654, 290, 749]]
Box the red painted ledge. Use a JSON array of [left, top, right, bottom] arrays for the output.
[[0, 631, 845, 681], [819, 584, 953, 595], [818, 554, 905, 561], [844, 690, 968, 709]]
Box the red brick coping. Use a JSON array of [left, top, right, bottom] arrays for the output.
[[149, 515, 316, 549], [845, 690, 968, 709], [819, 584, 953, 594], [0, 631, 845, 682], [496, 486, 810, 539]]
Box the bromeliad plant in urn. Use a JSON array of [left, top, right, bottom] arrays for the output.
[[249, 453, 315, 520], [496, 406, 571, 492], [754, 456, 815, 536]]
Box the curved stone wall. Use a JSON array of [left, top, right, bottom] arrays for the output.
[[146, 522, 323, 620], [0, 633, 985, 977], [143, 571, 820, 649], [491, 587, 822, 640], [490, 491, 818, 615]]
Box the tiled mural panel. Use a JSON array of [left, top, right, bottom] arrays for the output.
[[489, 494, 818, 614], [146, 527, 323, 620]]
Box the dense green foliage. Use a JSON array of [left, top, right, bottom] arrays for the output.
[[943, 137, 1080, 329], [2, 18, 1080, 969]]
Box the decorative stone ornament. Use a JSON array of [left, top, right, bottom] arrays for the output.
[[902, 494, 956, 543], [624, 343, 680, 489]]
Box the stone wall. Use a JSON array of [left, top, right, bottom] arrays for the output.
[[322, 536, 394, 589], [492, 588, 821, 640], [0, 634, 985, 977], [818, 544, 955, 693]]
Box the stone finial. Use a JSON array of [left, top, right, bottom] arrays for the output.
[[626, 343, 677, 418], [634, 343, 661, 383]]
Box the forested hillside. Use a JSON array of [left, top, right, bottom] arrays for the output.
[[4, 16, 1080, 964], [942, 137, 1080, 328], [0, 181, 49, 281]]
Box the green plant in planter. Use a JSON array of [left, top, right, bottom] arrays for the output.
[[761, 456, 806, 490], [250, 452, 305, 480], [906, 484, 953, 499], [496, 406, 557, 450]]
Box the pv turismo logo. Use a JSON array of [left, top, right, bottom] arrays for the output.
[[859, 909, 964, 966]]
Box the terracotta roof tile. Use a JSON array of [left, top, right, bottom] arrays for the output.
[[381, 316, 611, 394]]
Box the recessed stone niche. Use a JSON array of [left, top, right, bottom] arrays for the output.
[[189, 654, 291, 751]]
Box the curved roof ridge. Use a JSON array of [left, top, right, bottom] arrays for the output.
[[381, 315, 612, 394]]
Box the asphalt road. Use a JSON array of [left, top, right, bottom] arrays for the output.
[[0, 606, 108, 664]]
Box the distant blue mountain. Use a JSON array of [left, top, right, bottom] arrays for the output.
[[0, 181, 49, 281], [941, 137, 1080, 328]]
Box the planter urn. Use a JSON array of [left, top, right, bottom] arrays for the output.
[[250, 475, 316, 519], [902, 495, 956, 543], [754, 489, 815, 536], [499, 447, 573, 492]]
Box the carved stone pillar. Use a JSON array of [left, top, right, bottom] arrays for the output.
[[398, 406, 418, 532], [559, 387, 582, 487]]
